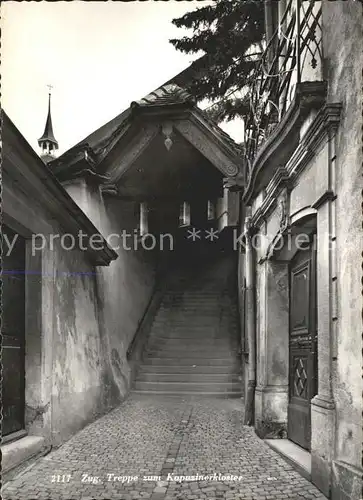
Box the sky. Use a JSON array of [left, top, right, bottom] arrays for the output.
[[2, 1, 242, 156]]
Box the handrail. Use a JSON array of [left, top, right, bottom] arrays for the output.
[[126, 254, 171, 360], [126, 286, 158, 360]]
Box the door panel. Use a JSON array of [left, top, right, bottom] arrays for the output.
[[2, 226, 26, 436], [288, 243, 317, 450]]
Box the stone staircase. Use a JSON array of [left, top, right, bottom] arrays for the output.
[[132, 255, 243, 398]]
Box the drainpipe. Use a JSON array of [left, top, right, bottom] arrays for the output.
[[243, 214, 256, 425]]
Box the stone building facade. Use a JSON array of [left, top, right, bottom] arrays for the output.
[[2, 113, 119, 469], [238, 1, 362, 499]]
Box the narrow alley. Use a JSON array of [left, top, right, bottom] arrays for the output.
[[2, 394, 326, 500], [2, 2, 362, 499]]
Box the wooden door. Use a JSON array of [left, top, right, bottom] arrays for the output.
[[2, 225, 26, 436], [288, 242, 317, 450]]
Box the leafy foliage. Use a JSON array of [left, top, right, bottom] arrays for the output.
[[170, 0, 265, 123]]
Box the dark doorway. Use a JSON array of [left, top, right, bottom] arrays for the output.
[[287, 240, 317, 450], [2, 225, 26, 436]]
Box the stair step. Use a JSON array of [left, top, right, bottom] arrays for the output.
[[144, 349, 239, 357], [144, 350, 239, 359], [150, 331, 236, 336], [160, 304, 225, 308], [152, 323, 238, 326], [160, 300, 237, 304], [146, 341, 239, 348], [161, 300, 237, 304], [150, 333, 239, 339], [153, 320, 224, 323], [148, 338, 239, 344], [157, 317, 239, 320], [151, 325, 236, 330], [136, 373, 241, 383], [160, 299, 225, 302], [153, 319, 239, 324], [159, 307, 223, 310], [141, 357, 240, 366], [148, 336, 239, 342], [159, 305, 225, 309], [137, 365, 240, 374], [152, 330, 238, 334], [147, 342, 239, 350], [133, 381, 242, 392], [136, 263, 242, 396], [148, 341, 238, 346], [153, 318, 238, 322], [162, 292, 224, 295], [151, 329, 238, 334], [161, 298, 233, 302], [155, 317, 223, 321], [159, 304, 227, 308], [150, 333, 238, 338], [131, 390, 242, 398]]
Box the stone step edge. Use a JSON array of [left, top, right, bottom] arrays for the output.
[[134, 381, 242, 386], [264, 439, 311, 482], [131, 390, 242, 397]]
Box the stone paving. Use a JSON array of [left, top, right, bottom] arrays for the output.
[[2, 394, 327, 500]]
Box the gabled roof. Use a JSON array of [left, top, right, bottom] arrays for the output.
[[70, 108, 131, 155], [131, 83, 195, 108], [51, 82, 243, 180]]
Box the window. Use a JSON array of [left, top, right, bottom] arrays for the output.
[[139, 202, 148, 236], [179, 201, 191, 227], [207, 200, 215, 221]]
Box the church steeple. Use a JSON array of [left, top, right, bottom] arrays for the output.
[[38, 86, 58, 162]]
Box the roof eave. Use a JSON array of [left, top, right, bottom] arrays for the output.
[[2, 110, 117, 267]]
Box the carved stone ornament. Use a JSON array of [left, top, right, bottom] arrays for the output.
[[278, 190, 289, 232], [244, 215, 253, 241], [100, 183, 119, 196], [161, 122, 173, 151]]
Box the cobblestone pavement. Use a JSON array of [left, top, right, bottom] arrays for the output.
[[2, 394, 327, 500]]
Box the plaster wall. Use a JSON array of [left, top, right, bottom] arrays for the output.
[[254, 223, 289, 437], [51, 243, 109, 445], [322, 3, 363, 496], [265, 261, 289, 389], [63, 181, 157, 403], [3, 180, 115, 446], [251, 190, 264, 217], [289, 143, 329, 217]]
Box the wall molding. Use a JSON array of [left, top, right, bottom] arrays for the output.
[[311, 190, 336, 210], [248, 103, 342, 233], [174, 118, 240, 177], [243, 81, 328, 204], [3, 116, 117, 266]]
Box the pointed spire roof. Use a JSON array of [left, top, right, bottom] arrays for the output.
[[38, 92, 58, 148]]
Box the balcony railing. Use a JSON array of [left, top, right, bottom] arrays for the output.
[[243, 0, 323, 181]]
